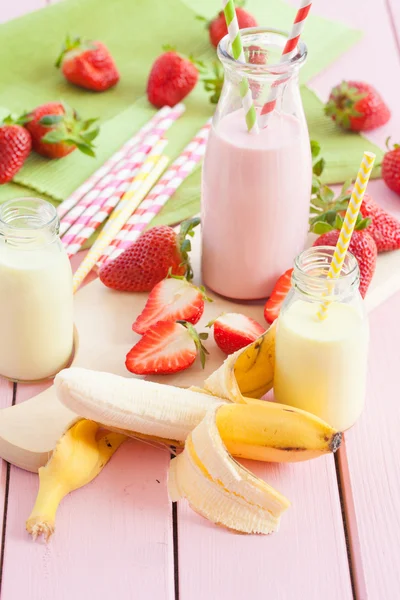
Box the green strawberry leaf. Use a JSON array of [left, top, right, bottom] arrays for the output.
[[41, 130, 66, 143], [313, 221, 334, 235], [313, 158, 325, 177], [81, 127, 100, 143], [319, 185, 335, 204], [310, 140, 320, 159], [39, 114, 64, 126], [74, 143, 96, 157], [334, 214, 343, 229]]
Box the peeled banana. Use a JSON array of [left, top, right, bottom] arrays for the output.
[[55, 367, 341, 463], [26, 420, 126, 541], [169, 405, 290, 534]]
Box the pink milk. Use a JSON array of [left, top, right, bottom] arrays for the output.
[[201, 108, 312, 300]]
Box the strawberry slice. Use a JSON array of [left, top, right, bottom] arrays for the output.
[[126, 320, 208, 375], [208, 313, 265, 355], [263, 269, 293, 324], [133, 276, 212, 335]]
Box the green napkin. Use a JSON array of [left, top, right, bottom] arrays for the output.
[[0, 0, 383, 229]]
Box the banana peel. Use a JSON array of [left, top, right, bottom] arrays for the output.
[[26, 420, 126, 541], [203, 322, 276, 403]]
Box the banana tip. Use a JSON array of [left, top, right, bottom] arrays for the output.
[[330, 432, 343, 453]]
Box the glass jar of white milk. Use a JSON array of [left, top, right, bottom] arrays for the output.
[[0, 198, 74, 382], [274, 246, 369, 431]]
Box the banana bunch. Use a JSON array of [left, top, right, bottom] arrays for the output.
[[27, 324, 342, 537]]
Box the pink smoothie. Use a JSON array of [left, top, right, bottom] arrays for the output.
[[201, 109, 312, 299]]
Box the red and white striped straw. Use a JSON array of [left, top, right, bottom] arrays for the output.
[[259, 0, 311, 128], [57, 105, 174, 220], [97, 120, 211, 266], [59, 104, 185, 236], [64, 139, 168, 258], [62, 134, 155, 249]]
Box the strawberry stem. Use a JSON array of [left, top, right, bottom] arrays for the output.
[[178, 217, 200, 281], [177, 321, 209, 369]]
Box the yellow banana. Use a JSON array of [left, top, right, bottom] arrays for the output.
[[203, 322, 276, 402], [26, 420, 126, 541], [55, 367, 341, 463], [216, 402, 342, 463], [169, 405, 290, 534]]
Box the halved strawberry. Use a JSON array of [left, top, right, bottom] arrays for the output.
[[208, 313, 265, 355], [126, 320, 208, 375], [263, 269, 293, 324], [133, 276, 212, 335]]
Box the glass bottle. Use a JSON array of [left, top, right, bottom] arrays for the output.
[[202, 28, 311, 300], [0, 198, 74, 382], [274, 246, 369, 431]]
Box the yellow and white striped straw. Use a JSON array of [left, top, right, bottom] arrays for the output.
[[72, 154, 169, 293], [317, 151, 375, 321]]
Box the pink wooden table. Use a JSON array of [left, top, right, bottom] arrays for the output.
[[1, 1, 400, 598]]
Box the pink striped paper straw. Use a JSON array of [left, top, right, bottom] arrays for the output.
[[98, 120, 211, 266], [57, 105, 174, 220], [259, 0, 311, 128], [62, 134, 155, 248], [59, 104, 185, 236], [64, 139, 168, 258]]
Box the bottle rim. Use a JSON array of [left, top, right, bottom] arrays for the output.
[[292, 246, 360, 300], [0, 197, 58, 231], [217, 27, 308, 77]]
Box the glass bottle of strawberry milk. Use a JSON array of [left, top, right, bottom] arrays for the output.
[[202, 28, 311, 299]]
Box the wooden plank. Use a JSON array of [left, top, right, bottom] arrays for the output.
[[177, 455, 352, 599], [0, 380, 14, 544], [386, 0, 400, 51], [338, 291, 400, 599], [308, 1, 400, 597], [0, 382, 175, 600]]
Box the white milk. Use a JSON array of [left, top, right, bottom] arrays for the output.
[[274, 300, 369, 431], [0, 230, 74, 382]]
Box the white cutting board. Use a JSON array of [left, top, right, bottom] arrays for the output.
[[0, 229, 398, 472]]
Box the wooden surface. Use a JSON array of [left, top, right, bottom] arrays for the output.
[[0, 1, 400, 599]]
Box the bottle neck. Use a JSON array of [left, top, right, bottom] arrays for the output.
[[292, 246, 360, 303], [0, 198, 60, 249], [218, 27, 307, 84]]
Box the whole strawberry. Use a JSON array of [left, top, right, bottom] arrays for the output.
[[55, 35, 119, 92], [25, 102, 99, 159], [207, 5, 258, 48], [147, 49, 199, 108], [382, 138, 400, 195], [325, 81, 390, 131], [313, 229, 377, 297], [0, 116, 32, 184], [359, 192, 400, 252], [99, 218, 200, 292]]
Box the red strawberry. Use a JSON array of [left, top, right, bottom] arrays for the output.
[[208, 313, 265, 355], [99, 218, 200, 293], [325, 81, 390, 131], [313, 230, 377, 297], [25, 102, 98, 159], [0, 116, 32, 184], [132, 276, 211, 334], [56, 35, 119, 92], [147, 50, 198, 108], [208, 7, 258, 48], [358, 192, 400, 252], [264, 269, 293, 324], [382, 138, 400, 196], [126, 320, 208, 375]]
